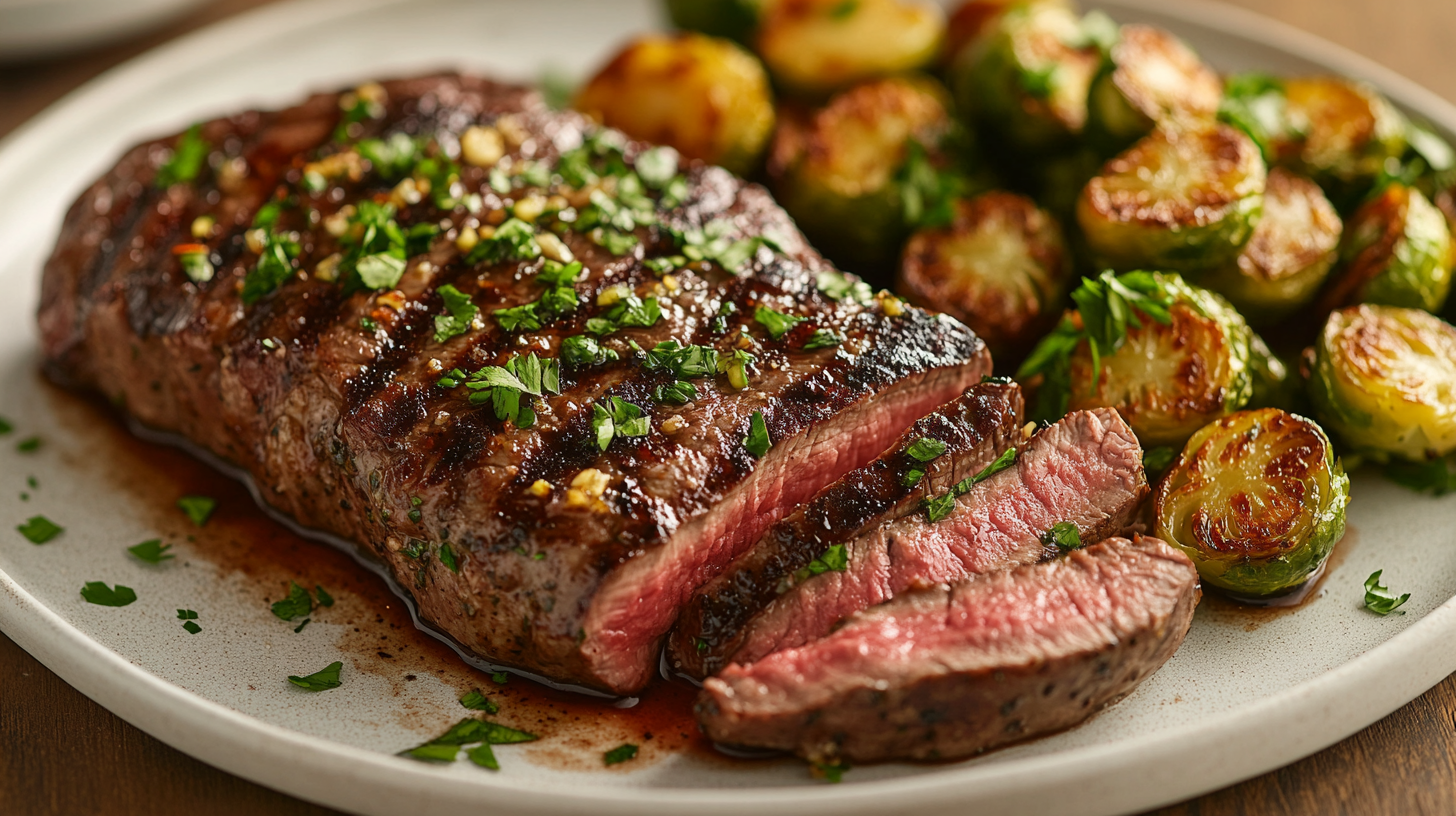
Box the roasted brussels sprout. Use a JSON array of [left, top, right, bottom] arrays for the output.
[[1317, 183, 1453, 314], [941, 0, 1021, 67], [1077, 123, 1267, 274], [574, 33, 776, 176], [897, 191, 1073, 357], [664, 0, 769, 44], [1309, 305, 1456, 461], [767, 75, 954, 273], [1199, 168, 1341, 325], [950, 1, 1102, 153], [1155, 409, 1349, 599], [1086, 24, 1223, 151], [756, 0, 946, 96], [1019, 271, 1253, 446], [1272, 77, 1408, 198]]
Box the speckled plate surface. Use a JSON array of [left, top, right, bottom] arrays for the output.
[[1, 1, 1455, 814]]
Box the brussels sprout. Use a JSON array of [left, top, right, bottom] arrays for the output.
[[1019, 271, 1253, 446], [664, 0, 769, 44], [1155, 408, 1349, 599], [896, 191, 1072, 357], [950, 2, 1102, 153], [1198, 168, 1341, 325], [574, 33, 776, 176], [1316, 183, 1453, 314], [1086, 24, 1223, 151], [756, 0, 946, 96], [1077, 123, 1267, 274], [1272, 77, 1408, 199], [766, 75, 954, 273], [1309, 304, 1456, 461]]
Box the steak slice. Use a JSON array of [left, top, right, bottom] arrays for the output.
[[696, 536, 1200, 762], [37, 73, 989, 694], [670, 405, 1147, 679]]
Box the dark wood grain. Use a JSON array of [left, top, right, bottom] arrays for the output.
[[2, 0, 1455, 814]]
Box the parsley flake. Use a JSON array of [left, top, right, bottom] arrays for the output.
[[906, 437, 947, 463], [182, 620, 202, 635], [803, 329, 843, 350], [924, 447, 1019, 522], [586, 295, 662, 337], [753, 306, 806, 340], [795, 544, 849, 582], [467, 743, 499, 769], [743, 411, 771, 458], [811, 761, 848, 783], [640, 340, 718, 379], [128, 539, 174, 564], [155, 124, 210, 188], [815, 269, 872, 304], [271, 581, 313, 621], [439, 542, 460, 573], [460, 353, 560, 428], [0, 416, 11, 434], [315, 585, 334, 607], [433, 284, 479, 343], [17, 515, 63, 544], [177, 495, 216, 527], [1041, 521, 1083, 550], [469, 218, 541, 265], [287, 660, 343, 691], [460, 689, 500, 714], [592, 397, 651, 450], [80, 581, 137, 607], [16, 436, 41, 453], [491, 671, 509, 684], [177, 609, 199, 620], [653, 381, 698, 405], [604, 744, 639, 765], [1363, 570, 1411, 616]]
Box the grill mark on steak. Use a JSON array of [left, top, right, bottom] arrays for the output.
[[696, 536, 1200, 762], [37, 73, 989, 694], [671, 405, 1147, 679]]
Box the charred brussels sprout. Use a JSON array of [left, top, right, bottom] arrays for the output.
[[1273, 77, 1408, 198], [951, 1, 1102, 153], [664, 0, 769, 44], [756, 0, 946, 96], [1317, 183, 1453, 314], [1019, 271, 1253, 446], [767, 75, 954, 273], [1309, 305, 1456, 461], [575, 33, 775, 176], [1078, 123, 1267, 274], [1155, 409, 1349, 599], [1086, 24, 1223, 151], [1200, 168, 1342, 325], [897, 192, 1073, 357]]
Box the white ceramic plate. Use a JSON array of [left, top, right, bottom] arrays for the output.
[[2, 1, 1455, 814], [0, 0, 211, 60]]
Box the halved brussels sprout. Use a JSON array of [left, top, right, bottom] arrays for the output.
[[1309, 304, 1456, 461], [1199, 168, 1342, 325], [574, 33, 776, 176], [942, 0, 1021, 67], [896, 191, 1072, 357], [1155, 408, 1349, 599], [756, 0, 945, 96], [1272, 77, 1408, 198], [767, 75, 953, 273], [1063, 273, 1254, 447], [1077, 123, 1267, 274], [1317, 183, 1453, 314], [950, 1, 1102, 153], [664, 0, 770, 44], [1086, 24, 1223, 151]]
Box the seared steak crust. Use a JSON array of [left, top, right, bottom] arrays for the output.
[[696, 536, 1200, 762], [38, 74, 989, 693], [668, 381, 1025, 679]]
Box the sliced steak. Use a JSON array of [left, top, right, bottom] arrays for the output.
[[37, 73, 989, 694], [670, 406, 1147, 679], [696, 535, 1200, 762]]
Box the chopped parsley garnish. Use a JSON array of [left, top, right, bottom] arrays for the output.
[[361, 317, 379, 332], [468, 218, 542, 265], [1384, 457, 1456, 496], [460, 689, 500, 714], [406, 743, 461, 762], [810, 761, 848, 783], [356, 132, 419, 180], [287, 660, 343, 691], [896, 138, 962, 229], [591, 228, 640, 255], [1018, 271, 1175, 422], [271, 581, 313, 621], [433, 284, 479, 343], [178, 249, 215, 283], [537, 259, 583, 287], [1041, 521, 1082, 550], [439, 542, 460, 573], [294, 618, 311, 633], [177, 609, 198, 619], [183, 621, 202, 635], [0, 416, 11, 434], [906, 437, 947, 463], [653, 381, 698, 405], [453, 353, 561, 428], [718, 348, 757, 390], [1363, 570, 1411, 616], [315, 585, 334, 607], [586, 295, 662, 336], [15, 436, 41, 453], [492, 262, 580, 333], [591, 397, 651, 451], [401, 717, 538, 769], [803, 329, 843, 350], [672, 220, 778, 275], [640, 340, 718, 379], [467, 744, 499, 769], [743, 410, 771, 458], [561, 335, 619, 368], [155, 124, 210, 188], [1143, 446, 1177, 477], [491, 671, 509, 684], [643, 256, 685, 274], [80, 581, 137, 607], [1217, 73, 1292, 160], [358, 253, 407, 290], [17, 515, 63, 544], [815, 269, 873, 304], [177, 495, 216, 527], [634, 147, 679, 188], [241, 230, 301, 305], [604, 744, 639, 765], [795, 543, 848, 582], [128, 539, 174, 564], [924, 447, 1019, 522], [902, 468, 926, 488], [753, 305, 805, 340]]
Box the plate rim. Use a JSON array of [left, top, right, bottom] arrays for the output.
[[2, 0, 1454, 814]]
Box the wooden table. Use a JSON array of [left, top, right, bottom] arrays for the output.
[[2, 0, 1454, 813]]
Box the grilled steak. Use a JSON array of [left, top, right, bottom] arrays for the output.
[[670, 405, 1147, 679], [696, 535, 1200, 762], [37, 74, 989, 694]]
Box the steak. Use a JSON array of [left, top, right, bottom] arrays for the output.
[[37, 74, 989, 694], [696, 535, 1200, 762], [669, 405, 1148, 679]]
